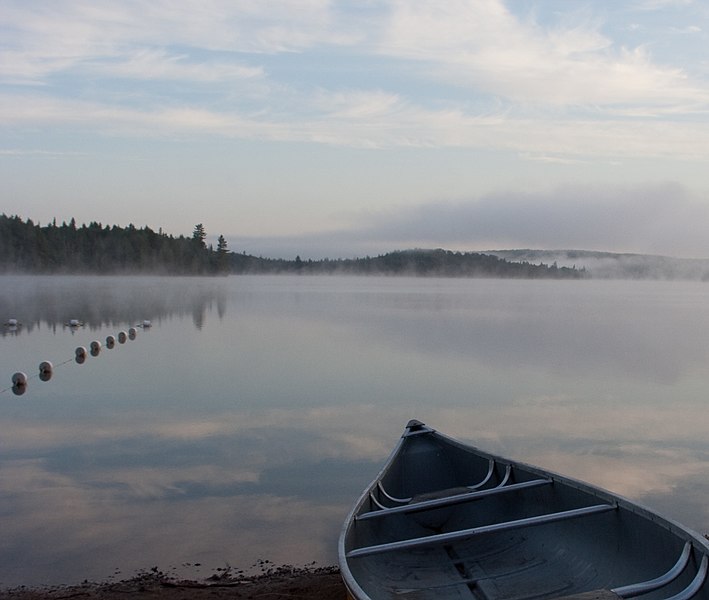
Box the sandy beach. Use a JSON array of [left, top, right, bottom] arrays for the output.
[[0, 566, 346, 600]]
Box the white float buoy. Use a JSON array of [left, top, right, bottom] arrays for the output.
[[90, 340, 102, 356], [39, 361, 53, 382], [12, 371, 28, 386], [106, 335, 116, 349], [39, 361, 53, 374], [68, 319, 81, 327], [118, 331, 127, 344], [142, 320, 152, 328], [7, 318, 18, 327], [128, 327, 137, 340]]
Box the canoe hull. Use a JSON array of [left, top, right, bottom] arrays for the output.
[[339, 421, 709, 600]]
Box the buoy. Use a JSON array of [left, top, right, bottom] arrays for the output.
[[12, 372, 28, 395], [75, 346, 87, 358], [106, 335, 116, 349], [118, 331, 127, 344], [6, 318, 18, 327], [39, 361, 53, 382], [128, 327, 137, 340], [75, 354, 85, 365], [142, 320, 152, 328], [12, 372, 28, 386], [90, 340, 101, 356], [39, 361, 53, 374], [68, 319, 82, 327]]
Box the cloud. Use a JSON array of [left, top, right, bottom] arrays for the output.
[[633, 0, 696, 9], [354, 182, 709, 255], [0, 0, 340, 85], [91, 49, 265, 82], [4, 89, 709, 162], [1, 0, 709, 159], [235, 183, 709, 259], [378, 0, 709, 110]]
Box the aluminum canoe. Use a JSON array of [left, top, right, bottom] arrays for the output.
[[338, 420, 709, 600]]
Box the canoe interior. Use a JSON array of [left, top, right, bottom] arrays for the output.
[[340, 423, 709, 600]]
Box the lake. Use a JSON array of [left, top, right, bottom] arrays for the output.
[[1, 275, 708, 587]]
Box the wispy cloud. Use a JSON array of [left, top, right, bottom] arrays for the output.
[[0, 0, 340, 84], [378, 0, 709, 110], [4, 90, 709, 162], [1, 0, 707, 158], [90, 49, 265, 82]]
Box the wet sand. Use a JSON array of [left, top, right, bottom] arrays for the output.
[[0, 566, 347, 600]]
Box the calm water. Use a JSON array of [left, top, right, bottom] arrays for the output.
[[1, 275, 708, 587]]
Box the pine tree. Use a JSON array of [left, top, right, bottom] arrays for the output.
[[216, 234, 229, 274], [192, 223, 207, 248]]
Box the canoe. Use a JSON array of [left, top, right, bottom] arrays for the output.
[[338, 420, 709, 600]]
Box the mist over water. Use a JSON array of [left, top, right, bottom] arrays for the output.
[[1, 275, 708, 587]]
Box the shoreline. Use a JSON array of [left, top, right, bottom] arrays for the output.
[[0, 565, 346, 600]]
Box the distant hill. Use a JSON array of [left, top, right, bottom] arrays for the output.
[[487, 249, 709, 281], [231, 248, 586, 279]]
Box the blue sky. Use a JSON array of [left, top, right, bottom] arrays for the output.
[[2, 0, 709, 258]]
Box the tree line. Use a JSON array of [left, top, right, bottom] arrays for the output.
[[1, 214, 586, 278], [231, 249, 587, 278], [0, 214, 230, 274]]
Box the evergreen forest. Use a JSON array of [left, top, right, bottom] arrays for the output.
[[0, 215, 229, 275], [0, 214, 586, 279]]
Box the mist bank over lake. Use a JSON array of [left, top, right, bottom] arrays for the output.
[[488, 249, 709, 281]]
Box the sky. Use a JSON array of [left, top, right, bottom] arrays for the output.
[[2, 0, 709, 259]]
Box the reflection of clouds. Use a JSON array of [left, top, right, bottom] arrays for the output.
[[520, 445, 709, 536], [0, 456, 346, 586], [0, 404, 402, 586], [0, 406, 395, 461], [90, 465, 260, 499], [525, 446, 709, 499]]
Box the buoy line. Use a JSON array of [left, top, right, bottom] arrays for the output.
[[1, 322, 149, 396]]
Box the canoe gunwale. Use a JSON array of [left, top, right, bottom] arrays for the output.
[[612, 542, 691, 597]]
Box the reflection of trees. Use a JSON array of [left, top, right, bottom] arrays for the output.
[[0, 277, 228, 335]]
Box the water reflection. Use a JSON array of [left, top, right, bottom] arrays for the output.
[[0, 275, 228, 335], [0, 276, 708, 587], [0, 408, 385, 586]]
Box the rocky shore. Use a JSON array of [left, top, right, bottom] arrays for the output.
[[0, 565, 346, 600]]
